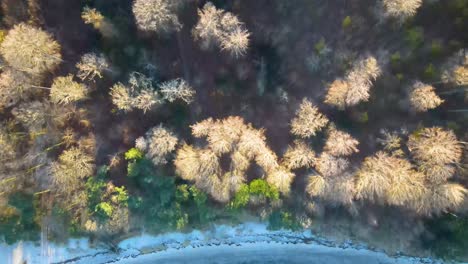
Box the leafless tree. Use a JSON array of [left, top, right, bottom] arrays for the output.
[[290, 98, 329, 138], [76, 52, 109, 82], [132, 0, 181, 33], [193, 2, 250, 57], [50, 75, 88, 105], [0, 23, 61, 74], [380, 0, 423, 23], [159, 78, 196, 104], [409, 82, 443, 112], [137, 125, 178, 165]]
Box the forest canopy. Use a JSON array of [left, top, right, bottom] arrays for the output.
[[0, 0, 467, 261]]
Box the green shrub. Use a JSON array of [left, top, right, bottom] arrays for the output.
[[423, 63, 438, 80], [390, 52, 401, 68], [268, 210, 301, 231], [314, 38, 326, 55], [230, 184, 250, 209], [405, 27, 424, 50], [342, 16, 352, 29], [0, 193, 40, 244], [230, 179, 279, 209], [423, 214, 468, 260], [125, 147, 144, 160], [95, 202, 113, 218], [430, 40, 443, 57]]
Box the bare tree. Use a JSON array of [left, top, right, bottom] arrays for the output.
[[110, 83, 133, 112], [110, 72, 160, 113], [281, 140, 316, 170], [12, 100, 47, 132], [76, 52, 109, 82], [0, 68, 36, 108], [325, 56, 381, 109], [324, 129, 359, 156], [175, 116, 293, 202], [137, 125, 178, 165], [291, 98, 329, 138], [50, 75, 88, 105], [132, 0, 181, 33], [380, 0, 423, 23], [0, 23, 61, 74], [442, 50, 467, 86], [408, 127, 462, 183], [324, 80, 349, 110], [417, 183, 467, 216], [159, 78, 196, 104], [192, 2, 223, 49], [315, 152, 350, 178], [81, 7, 117, 38], [355, 151, 426, 207], [408, 127, 462, 166], [193, 2, 250, 57], [409, 82, 443, 112]]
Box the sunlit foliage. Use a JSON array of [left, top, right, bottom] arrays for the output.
[[408, 127, 462, 184], [281, 140, 316, 170], [409, 82, 443, 112], [175, 117, 293, 202], [355, 151, 426, 207], [442, 50, 468, 86], [136, 125, 178, 165], [193, 2, 250, 57], [324, 129, 359, 156], [325, 56, 381, 109], [159, 78, 196, 104], [110, 72, 160, 113], [290, 98, 329, 138], [132, 0, 181, 33], [82, 7, 117, 38], [0, 23, 61, 74], [50, 75, 88, 105], [76, 53, 109, 82], [381, 0, 422, 23]]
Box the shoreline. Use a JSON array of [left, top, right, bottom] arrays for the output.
[[0, 222, 444, 264]]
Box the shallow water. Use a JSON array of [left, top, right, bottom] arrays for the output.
[[116, 243, 416, 264]]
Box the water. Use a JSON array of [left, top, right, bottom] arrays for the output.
[[117, 243, 417, 264]]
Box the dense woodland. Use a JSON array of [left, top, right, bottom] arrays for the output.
[[0, 0, 467, 261]]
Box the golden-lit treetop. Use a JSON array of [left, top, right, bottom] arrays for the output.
[[81, 7, 104, 29], [50, 75, 88, 105], [355, 151, 426, 207], [281, 140, 316, 170], [409, 82, 444, 112], [0, 23, 61, 74], [193, 2, 250, 57], [175, 116, 294, 202], [324, 80, 348, 110], [408, 127, 462, 166], [291, 98, 329, 138], [132, 0, 181, 33], [442, 50, 468, 86], [136, 125, 178, 165], [381, 0, 422, 22], [314, 152, 350, 178], [324, 129, 359, 156], [76, 52, 109, 82], [325, 56, 381, 109], [418, 183, 467, 216]]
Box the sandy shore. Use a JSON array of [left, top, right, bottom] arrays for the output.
[[0, 222, 444, 264]]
